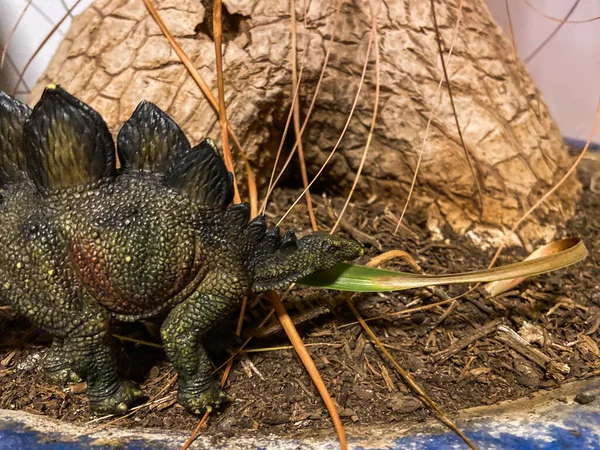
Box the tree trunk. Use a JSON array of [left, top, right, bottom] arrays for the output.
[[29, 0, 579, 248]]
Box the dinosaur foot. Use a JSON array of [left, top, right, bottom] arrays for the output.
[[89, 380, 144, 415], [41, 350, 82, 385], [178, 380, 227, 415]]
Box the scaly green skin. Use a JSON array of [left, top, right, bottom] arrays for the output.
[[0, 87, 362, 415]]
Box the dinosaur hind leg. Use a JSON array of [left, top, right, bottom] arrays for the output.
[[22, 296, 144, 415], [41, 338, 82, 385]]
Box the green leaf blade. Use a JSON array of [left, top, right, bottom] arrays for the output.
[[298, 237, 588, 293]]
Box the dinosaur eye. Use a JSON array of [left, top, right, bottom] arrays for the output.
[[321, 239, 340, 252]]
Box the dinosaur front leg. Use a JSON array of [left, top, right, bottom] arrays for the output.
[[161, 292, 238, 414]]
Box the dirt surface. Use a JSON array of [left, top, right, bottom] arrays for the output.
[[1, 165, 599, 437]]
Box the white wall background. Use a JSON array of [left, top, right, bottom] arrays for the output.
[[0, 0, 94, 99], [487, 0, 600, 145], [0, 0, 598, 143]]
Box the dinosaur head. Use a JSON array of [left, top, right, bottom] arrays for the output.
[[250, 230, 363, 292], [297, 231, 364, 270]]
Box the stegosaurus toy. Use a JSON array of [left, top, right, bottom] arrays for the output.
[[0, 86, 362, 415]]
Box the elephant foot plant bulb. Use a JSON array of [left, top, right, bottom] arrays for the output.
[[0, 86, 362, 415]]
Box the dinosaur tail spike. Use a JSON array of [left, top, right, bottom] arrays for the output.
[[244, 214, 267, 245], [23, 85, 116, 192], [226, 202, 250, 229], [117, 101, 191, 173], [279, 230, 298, 252], [0, 92, 32, 188], [164, 138, 234, 209], [262, 227, 281, 252]]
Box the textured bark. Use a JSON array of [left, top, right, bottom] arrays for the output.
[[30, 0, 579, 248]]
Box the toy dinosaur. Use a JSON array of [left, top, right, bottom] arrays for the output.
[[0, 86, 362, 415]]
